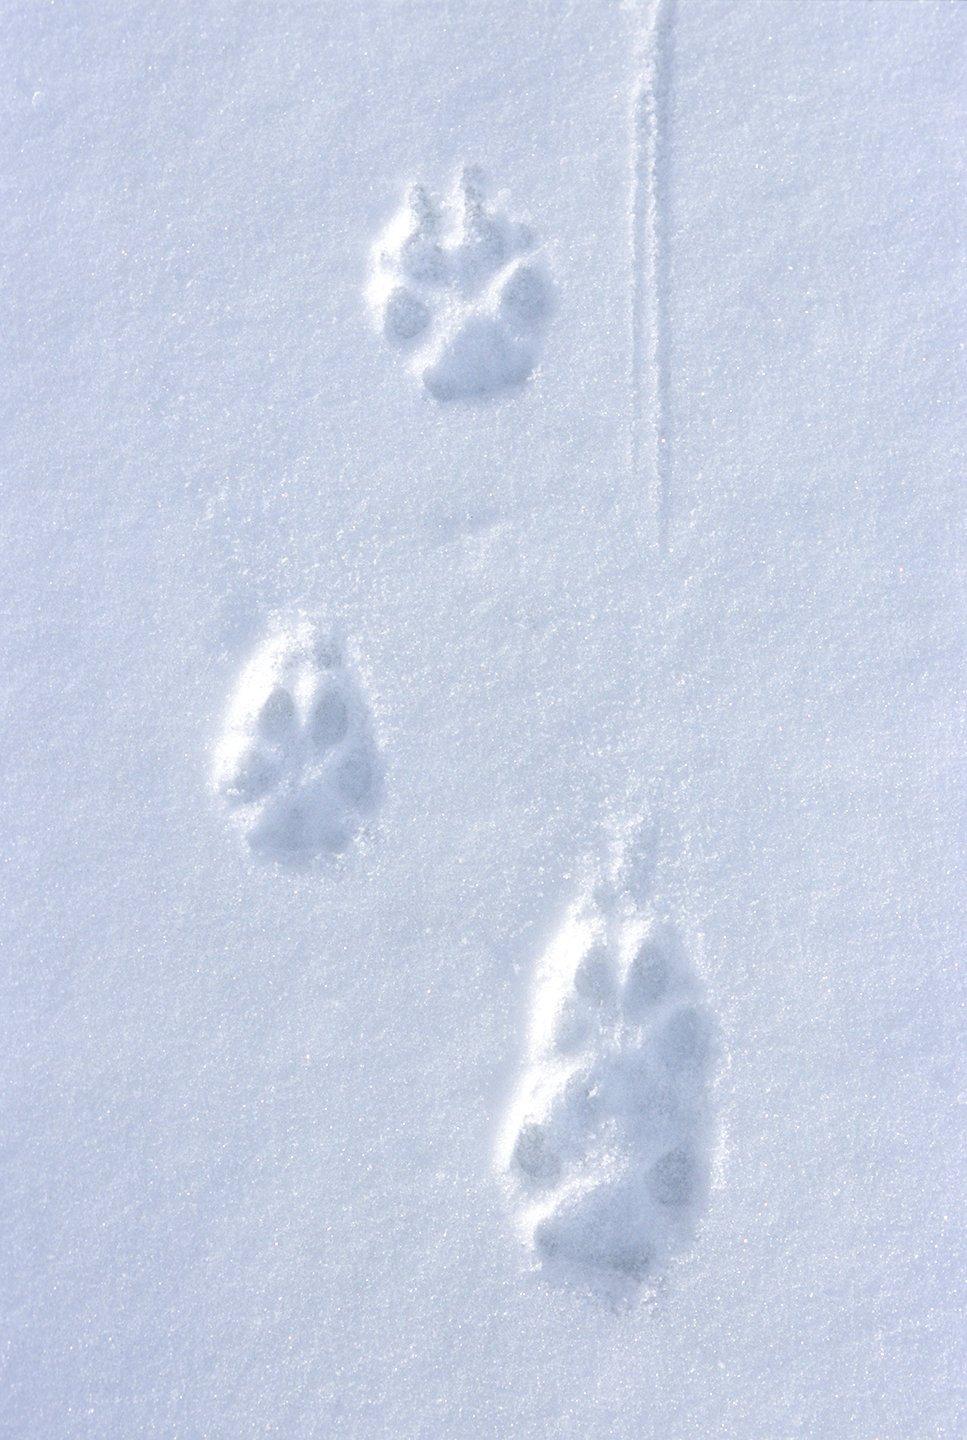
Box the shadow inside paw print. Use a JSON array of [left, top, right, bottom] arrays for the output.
[[367, 166, 554, 402]]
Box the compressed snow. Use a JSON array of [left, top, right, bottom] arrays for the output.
[[0, 0, 963, 1436]]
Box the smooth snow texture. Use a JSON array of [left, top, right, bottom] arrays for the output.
[[0, 0, 963, 1437]]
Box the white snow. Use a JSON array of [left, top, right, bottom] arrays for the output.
[[1, 0, 963, 1436]]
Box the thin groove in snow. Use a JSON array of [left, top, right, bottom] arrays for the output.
[[631, 0, 673, 554]]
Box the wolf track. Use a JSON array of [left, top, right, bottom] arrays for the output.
[[500, 854, 717, 1296], [367, 166, 553, 401], [213, 622, 381, 865]]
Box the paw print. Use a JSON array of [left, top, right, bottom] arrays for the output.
[[500, 871, 717, 1296], [367, 166, 553, 401], [213, 622, 382, 864]]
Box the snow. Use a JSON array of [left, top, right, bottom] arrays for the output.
[[1, 0, 963, 1436]]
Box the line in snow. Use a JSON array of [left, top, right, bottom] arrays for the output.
[[630, 0, 674, 555]]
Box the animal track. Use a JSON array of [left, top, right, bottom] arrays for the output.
[[213, 622, 381, 864], [367, 166, 553, 401], [499, 853, 717, 1295]]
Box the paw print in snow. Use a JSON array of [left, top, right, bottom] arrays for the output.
[[499, 859, 717, 1297], [367, 167, 553, 401], [213, 622, 381, 864]]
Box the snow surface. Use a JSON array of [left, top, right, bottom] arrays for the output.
[[1, 0, 964, 1436]]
